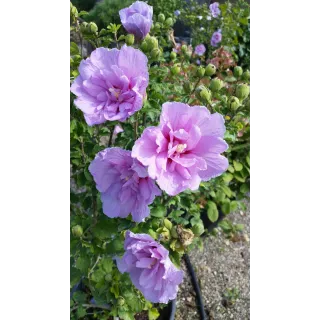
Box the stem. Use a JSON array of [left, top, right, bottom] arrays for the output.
[[188, 77, 202, 104], [108, 125, 115, 147], [88, 256, 101, 277]]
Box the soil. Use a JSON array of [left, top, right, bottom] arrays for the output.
[[176, 200, 250, 320]]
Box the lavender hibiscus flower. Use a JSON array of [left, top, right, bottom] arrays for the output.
[[70, 45, 148, 125], [194, 44, 206, 56], [119, 1, 153, 40], [117, 231, 184, 303], [89, 148, 161, 222], [209, 2, 221, 18], [211, 29, 222, 47], [132, 102, 229, 196]]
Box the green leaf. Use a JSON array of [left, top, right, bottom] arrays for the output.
[[73, 291, 87, 304], [110, 283, 120, 298], [77, 306, 86, 318], [235, 224, 244, 231], [246, 154, 250, 166], [230, 201, 238, 212], [70, 267, 81, 287], [100, 257, 113, 273], [234, 173, 246, 183], [219, 220, 232, 232], [91, 269, 105, 283], [70, 42, 79, 56], [220, 185, 232, 198], [223, 173, 233, 183], [240, 183, 250, 194], [207, 201, 219, 223], [150, 205, 166, 217], [148, 308, 160, 320], [215, 190, 226, 202], [76, 255, 90, 273], [233, 161, 243, 171], [118, 310, 134, 320], [221, 201, 231, 215], [169, 250, 181, 268], [228, 165, 235, 173]]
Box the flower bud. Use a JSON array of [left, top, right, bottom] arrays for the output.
[[147, 36, 158, 51], [170, 51, 177, 60], [196, 66, 206, 77], [117, 297, 125, 306], [71, 5, 78, 18], [196, 85, 211, 102], [89, 22, 98, 34], [154, 22, 161, 32], [242, 70, 250, 81], [151, 48, 161, 60], [205, 64, 216, 76], [235, 83, 250, 100], [234, 66, 243, 78], [125, 34, 135, 46], [181, 45, 188, 54], [171, 64, 181, 75], [158, 13, 165, 23], [183, 82, 192, 93], [165, 17, 173, 27], [209, 78, 224, 92], [140, 41, 148, 53], [163, 218, 172, 230], [72, 225, 83, 238], [185, 52, 192, 60], [228, 96, 241, 111], [156, 227, 171, 241], [148, 229, 158, 239], [80, 22, 88, 34], [192, 222, 205, 236]]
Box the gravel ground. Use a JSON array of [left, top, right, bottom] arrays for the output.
[[176, 201, 250, 320]]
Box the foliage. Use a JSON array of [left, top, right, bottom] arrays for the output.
[[70, 1, 250, 319]]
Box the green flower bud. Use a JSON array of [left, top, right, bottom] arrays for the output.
[[181, 45, 188, 54], [234, 66, 243, 78], [72, 225, 83, 238], [154, 22, 161, 32], [140, 41, 148, 53], [125, 34, 135, 46], [235, 83, 250, 100], [242, 70, 250, 81], [220, 95, 228, 104], [163, 218, 172, 230], [185, 52, 192, 60], [205, 64, 216, 76], [89, 22, 98, 34], [171, 65, 181, 75], [165, 17, 173, 27], [158, 13, 165, 22], [228, 96, 241, 111], [183, 82, 192, 93], [196, 85, 211, 103], [151, 48, 161, 60], [196, 66, 206, 77], [147, 36, 158, 51], [80, 22, 88, 33], [117, 297, 125, 306], [71, 5, 78, 18], [192, 222, 205, 236], [209, 78, 224, 92], [170, 51, 177, 60]]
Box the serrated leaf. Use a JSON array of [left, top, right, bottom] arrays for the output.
[[76, 255, 90, 273], [73, 291, 87, 304], [207, 201, 219, 223], [100, 257, 113, 273], [77, 306, 86, 318]]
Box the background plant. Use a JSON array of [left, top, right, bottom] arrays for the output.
[[70, 1, 249, 319]]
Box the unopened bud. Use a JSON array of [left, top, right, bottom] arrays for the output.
[[140, 41, 148, 53], [147, 36, 158, 51], [151, 48, 161, 59], [89, 22, 98, 34], [209, 78, 224, 92], [80, 22, 88, 33], [228, 96, 241, 111], [234, 66, 243, 78], [196, 85, 211, 102], [196, 66, 206, 77], [181, 45, 188, 54], [242, 70, 250, 81], [158, 13, 165, 23], [72, 225, 83, 238], [154, 22, 161, 32], [205, 64, 216, 76], [156, 227, 171, 241], [71, 5, 78, 18], [171, 227, 179, 239], [235, 83, 250, 100], [117, 297, 125, 306], [125, 34, 135, 46], [170, 51, 177, 60], [171, 65, 181, 75], [165, 17, 173, 27]]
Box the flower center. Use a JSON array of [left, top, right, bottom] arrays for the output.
[[109, 87, 121, 100], [176, 144, 187, 153]]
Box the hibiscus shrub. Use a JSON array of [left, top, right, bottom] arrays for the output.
[[70, 1, 250, 319]]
